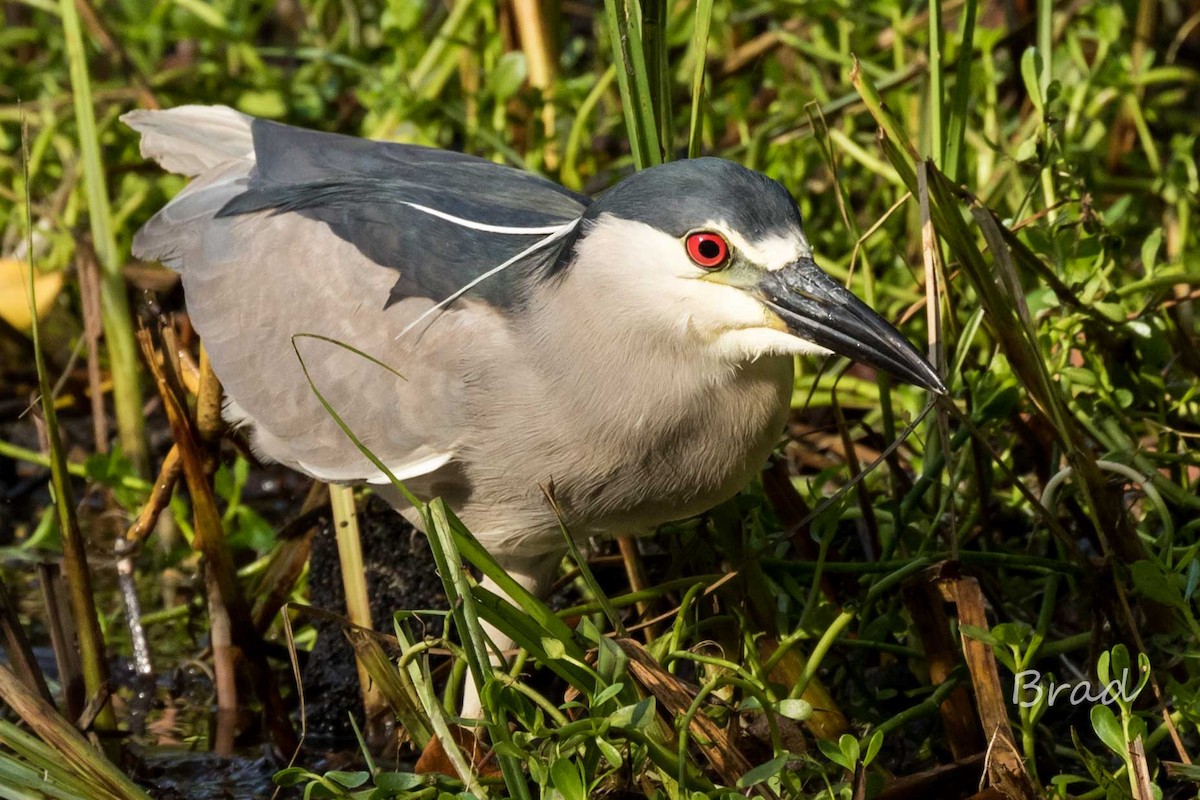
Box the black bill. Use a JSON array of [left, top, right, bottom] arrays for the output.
[[759, 258, 946, 394]]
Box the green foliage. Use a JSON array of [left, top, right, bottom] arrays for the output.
[[274, 764, 475, 799], [817, 731, 883, 774]]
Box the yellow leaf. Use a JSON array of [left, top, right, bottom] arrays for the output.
[[0, 258, 63, 331]]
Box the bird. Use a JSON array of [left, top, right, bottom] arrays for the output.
[[124, 105, 944, 719]]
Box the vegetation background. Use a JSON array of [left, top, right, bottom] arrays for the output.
[[0, 0, 1198, 798]]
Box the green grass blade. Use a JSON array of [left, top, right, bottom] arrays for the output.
[[425, 501, 532, 800], [292, 334, 407, 381], [392, 622, 483, 793], [687, 0, 715, 158], [59, 0, 147, 474], [604, 0, 663, 169], [343, 626, 433, 748], [926, 0, 945, 166], [410, 0, 479, 100], [469, 586, 596, 689], [944, 0, 978, 182], [290, 339, 530, 798], [541, 485, 627, 636], [562, 65, 617, 189], [0, 669, 148, 800], [622, 0, 664, 166], [1037, 0, 1052, 98], [0, 722, 105, 800], [19, 110, 113, 732], [448, 523, 583, 650], [641, 0, 670, 156]]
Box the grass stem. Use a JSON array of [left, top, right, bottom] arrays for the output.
[[20, 106, 114, 732], [59, 0, 146, 475], [329, 484, 387, 732]]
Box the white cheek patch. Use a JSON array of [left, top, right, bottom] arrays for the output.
[[562, 214, 830, 363]]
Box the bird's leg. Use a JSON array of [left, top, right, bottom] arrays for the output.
[[458, 552, 561, 722]]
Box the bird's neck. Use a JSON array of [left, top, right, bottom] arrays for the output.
[[504, 281, 792, 532], [514, 274, 793, 434]]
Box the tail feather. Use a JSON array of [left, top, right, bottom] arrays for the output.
[[122, 105, 253, 177], [123, 105, 256, 268], [131, 161, 250, 268]]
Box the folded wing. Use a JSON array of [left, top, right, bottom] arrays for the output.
[[125, 105, 585, 486]]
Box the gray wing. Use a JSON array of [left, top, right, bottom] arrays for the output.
[[124, 105, 583, 485], [218, 118, 588, 308]]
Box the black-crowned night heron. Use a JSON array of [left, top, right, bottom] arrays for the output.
[[125, 105, 944, 717]]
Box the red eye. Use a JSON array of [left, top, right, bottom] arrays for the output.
[[685, 232, 729, 269]]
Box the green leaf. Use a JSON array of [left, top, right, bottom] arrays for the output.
[[774, 699, 812, 721], [1094, 3, 1124, 43], [576, 616, 602, 644], [1020, 48, 1044, 113], [542, 636, 567, 660], [373, 772, 426, 792], [1129, 717, 1148, 747], [837, 733, 860, 765], [489, 52, 528, 100], [327, 771, 370, 789], [736, 753, 789, 788], [383, 0, 425, 32], [610, 697, 656, 729], [596, 737, 623, 769], [1014, 137, 1038, 162], [592, 682, 626, 707], [1110, 645, 1132, 687], [959, 624, 1000, 647], [1134, 652, 1152, 699], [1130, 561, 1185, 608], [274, 767, 317, 787], [1090, 704, 1126, 758], [491, 741, 527, 760], [1141, 228, 1163, 274], [991, 622, 1032, 647], [237, 89, 287, 118], [549, 758, 586, 800], [818, 739, 855, 772], [302, 780, 336, 800], [862, 730, 884, 767], [595, 636, 629, 682]]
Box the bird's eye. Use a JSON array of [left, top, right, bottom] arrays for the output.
[[685, 232, 730, 269]]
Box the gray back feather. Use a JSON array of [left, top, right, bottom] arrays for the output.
[[217, 120, 589, 308]]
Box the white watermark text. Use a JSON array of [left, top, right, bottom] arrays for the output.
[[1012, 669, 1139, 708]]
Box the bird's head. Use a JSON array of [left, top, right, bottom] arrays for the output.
[[561, 158, 945, 394]]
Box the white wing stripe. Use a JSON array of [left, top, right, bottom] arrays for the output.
[[400, 201, 568, 234], [397, 219, 580, 339]]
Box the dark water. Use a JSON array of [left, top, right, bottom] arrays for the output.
[[0, 493, 448, 799], [130, 747, 281, 800]]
